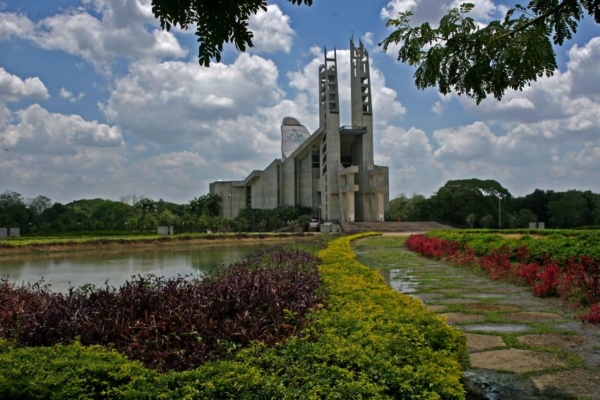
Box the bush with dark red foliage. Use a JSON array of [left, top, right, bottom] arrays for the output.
[[404, 234, 460, 259], [580, 304, 600, 324], [478, 247, 513, 280], [405, 233, 600, 324], [0, 248, 322, 371]]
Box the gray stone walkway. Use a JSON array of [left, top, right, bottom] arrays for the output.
[[354, 237, 600, 400]]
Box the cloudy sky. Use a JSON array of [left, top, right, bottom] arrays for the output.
[[1, 0, 599, 204]]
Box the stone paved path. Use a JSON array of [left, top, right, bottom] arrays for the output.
[[353, 236, 600, 400]]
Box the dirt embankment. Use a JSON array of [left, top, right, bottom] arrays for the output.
[[0, 233, 318, 257]]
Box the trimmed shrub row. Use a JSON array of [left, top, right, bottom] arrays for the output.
[[430, 229, 600, 263], [405, 233, 600, 324]]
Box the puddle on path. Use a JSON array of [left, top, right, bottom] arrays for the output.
[[434, 298, 480, 304], [463, 324, 531, 333], [463, 369, 539, 400], [388, 269, 419, 293], [413, 293, 445, 302], [464, 293, 507, 299]]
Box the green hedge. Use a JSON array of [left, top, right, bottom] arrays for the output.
[[430, 229, 600, 262], [0, 233, 467, 399]]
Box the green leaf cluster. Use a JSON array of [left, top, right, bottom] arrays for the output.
[[381, 0, 600, 103], [151, 0, 312, 66]]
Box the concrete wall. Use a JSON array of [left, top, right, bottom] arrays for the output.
[[297, 151, 314, 208], [210, 181, 246, 219], [312, 168, 321, 218], [251, 159, 281, 209], [282, 156, 295, 206], [363, 165, 388, 221]]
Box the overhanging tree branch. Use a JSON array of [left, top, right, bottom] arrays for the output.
[[151, 0, 313, 67], [381, 0, 598, 103]]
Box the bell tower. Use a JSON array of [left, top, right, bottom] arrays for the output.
[[350, 39, 387, 222], [318, 48, 341, 221]]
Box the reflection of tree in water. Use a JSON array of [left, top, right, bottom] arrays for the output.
[[0, 243, 279, 291]]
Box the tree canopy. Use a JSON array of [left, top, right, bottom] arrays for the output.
[[426, 179, 512, 227], [381, 0, 600, 103], [151, 0, 313, 66]]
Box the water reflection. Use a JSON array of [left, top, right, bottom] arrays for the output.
[[0, 243, 275, 292], [377, 268, 419, 293]]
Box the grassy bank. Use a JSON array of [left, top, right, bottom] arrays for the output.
[[0, 232, 317, 256], [0, 233, 467, 399]]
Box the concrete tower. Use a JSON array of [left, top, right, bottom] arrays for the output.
[[347, 39, 388, 222], [350, 39, 374, 169], [210, 40, 389, 225], [319, 48, 341, 221]]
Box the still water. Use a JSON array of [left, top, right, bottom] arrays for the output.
[[0, 242, 277, 292]]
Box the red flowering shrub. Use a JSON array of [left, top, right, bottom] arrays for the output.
[[579, 256, 600, 305], [405, 233, 600, 324], [449, 246, 476, 267], [404, 234, 460, 259], [515, 245, 531, 264], [533, 264, 562, 297], [514, 263, 540, 286], [579, 303, 600, 324], [478, 247, 513, 280]]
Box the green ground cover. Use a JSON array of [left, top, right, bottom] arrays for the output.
[[0, 233, 467, 399]]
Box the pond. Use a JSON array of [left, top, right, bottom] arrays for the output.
[[0, 242, 277, 292]]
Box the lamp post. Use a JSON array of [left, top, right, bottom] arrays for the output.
[[229, 194, 232, 216], [228, 193, 232, 231], [498, 195, 502, 229]]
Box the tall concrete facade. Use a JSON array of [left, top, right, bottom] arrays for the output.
[[210, 40, 389, 222]]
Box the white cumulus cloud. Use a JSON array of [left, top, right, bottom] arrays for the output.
[[248, 5, 295, 53], [101, 54, 284, 143], [0, 68, 49, 102], [59, 88, 85, 102], [1, 1, 186, 73], [0, 12, 35, 40], [2, 104, 123, 155], [433, 121, 497, 161], [381, 0, 502, 23]]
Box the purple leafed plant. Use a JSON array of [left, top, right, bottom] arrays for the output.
[[0, 248, 323, 371]]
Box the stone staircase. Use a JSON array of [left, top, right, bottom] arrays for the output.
[[339, 221, 453, 234]]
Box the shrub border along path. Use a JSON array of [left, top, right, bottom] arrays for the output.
[[405, 232, 600, 323], [353, 234, 600, 400], [0, 233, 467, 399]]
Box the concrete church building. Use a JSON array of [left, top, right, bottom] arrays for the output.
[[210, 40, 389, 223]]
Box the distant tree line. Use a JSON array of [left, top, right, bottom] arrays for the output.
[[4, 179, 598, 234], [0, 190, 312, 235], [234, 205, 313, 233], [386, 179, 600, 229]]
